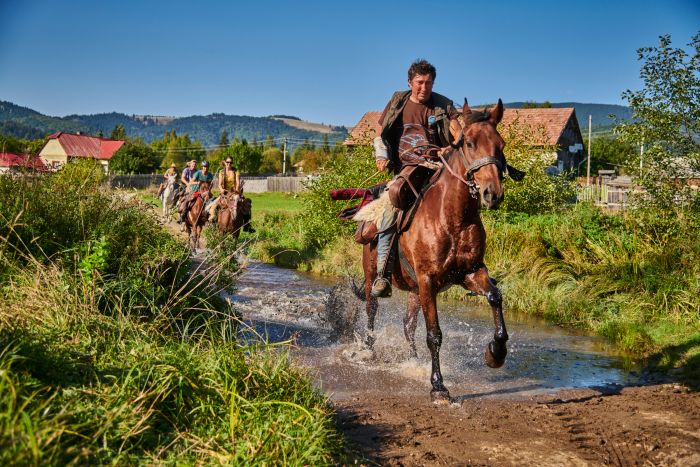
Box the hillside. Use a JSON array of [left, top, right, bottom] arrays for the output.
[[0, 101, 349, 146]]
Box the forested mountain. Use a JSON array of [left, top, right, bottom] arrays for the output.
[[0, 101, 349, 146], [0, 99, 631, 145]]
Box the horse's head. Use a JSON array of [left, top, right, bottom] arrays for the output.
[[452, 99, 507, 210], [199, 181, 212, 199]]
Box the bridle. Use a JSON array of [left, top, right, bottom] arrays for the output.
[[431, 121, 504, 198]]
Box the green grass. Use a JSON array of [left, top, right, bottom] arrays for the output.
[[0, 164, 348, 464], [247, 192, 304, 216]]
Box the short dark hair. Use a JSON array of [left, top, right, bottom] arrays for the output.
[[408, 59, 436, 81]]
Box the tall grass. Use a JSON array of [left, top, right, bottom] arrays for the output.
[[0, 161, 346, 464]]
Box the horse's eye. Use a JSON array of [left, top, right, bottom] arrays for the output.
[[465, 140, 475, 150]]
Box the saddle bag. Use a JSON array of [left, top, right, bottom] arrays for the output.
[[388, 165, 433, 210], [354, 220, 378, 244]]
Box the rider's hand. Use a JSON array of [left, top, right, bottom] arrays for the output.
[[376, 159, 389, 172]]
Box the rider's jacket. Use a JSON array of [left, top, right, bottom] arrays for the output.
[[379, 90, 456, 174]]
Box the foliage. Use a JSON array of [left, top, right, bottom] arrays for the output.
[[152, 130, 206, 170], [500, 117, 577, 214], [300, 145, 387, 248], [0, 133, 45, 155], [584, 135, 638, 175], [616, 32, 700, 211], [260, 147, 283, 173], [109, 140, 162, 174], [110, 123, 127, 140], [0, 167, 347, 464], [215, 139, 264, 174], [522, 101, 553, 108], [477, 204, 700, 378]]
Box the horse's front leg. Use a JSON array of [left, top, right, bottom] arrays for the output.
[[464, 267, 508, 368], [404, 291, 420, 358], [418, 278, 449, 402]]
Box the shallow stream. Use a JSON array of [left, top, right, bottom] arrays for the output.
[[228, 261, 642, 401]]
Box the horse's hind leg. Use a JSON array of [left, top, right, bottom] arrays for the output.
[[417, 278, 449, 402], [404, 291, 420, 358], [463, 267, 508, 368], [362, 243, 378, 349]]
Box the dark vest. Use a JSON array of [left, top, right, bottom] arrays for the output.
[[379, 90, 455, 173]]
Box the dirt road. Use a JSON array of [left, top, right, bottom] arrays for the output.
[[335, 384, 699, 466]]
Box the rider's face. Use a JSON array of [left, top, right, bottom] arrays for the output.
[[408, 73, 434, 104]]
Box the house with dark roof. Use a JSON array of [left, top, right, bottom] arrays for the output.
[[345, 107, 584, 173], [38, 132, 125, 172], [0, 152, 47, 173]]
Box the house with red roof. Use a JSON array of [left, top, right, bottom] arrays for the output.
[[345, 107, 584, 173], [0, 152, 47, 173], [38, 132, 125, 172]]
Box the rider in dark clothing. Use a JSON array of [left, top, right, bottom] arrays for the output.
[[371, 59, 459, 298]]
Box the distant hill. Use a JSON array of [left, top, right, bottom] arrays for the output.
[[503, 102, 633, 130], [0, 101, 349, 147]]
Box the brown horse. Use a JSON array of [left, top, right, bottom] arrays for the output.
[[217, 192, 245, 239], [360, 99, 511, 402], [185, 181, 211, 249]]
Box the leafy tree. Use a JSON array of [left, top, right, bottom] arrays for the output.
[[260, 147, 283, 173], [0, 133, 44, 155], [500, 117, 576, 214], [220, 139, 263, 174], [522, 101, 553, 108], [584, 135, 638, 175], [152, 130, 206, 169], [219, 129, 229, 147], [109, 140, 161, 174], [110, 124, 127, 140], [301, 146, 388, 247], [616, 32, 700, 211]]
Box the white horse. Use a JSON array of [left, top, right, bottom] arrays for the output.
[[160, 173, 179, 222]]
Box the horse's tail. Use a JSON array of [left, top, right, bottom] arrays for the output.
[[349, 276, 366, 302]]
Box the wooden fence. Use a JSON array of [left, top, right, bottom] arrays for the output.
[[108, 174, 308, 193], [577, 184, 631, 210]]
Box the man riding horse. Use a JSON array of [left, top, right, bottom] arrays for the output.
[[371, 59, 461, 298]]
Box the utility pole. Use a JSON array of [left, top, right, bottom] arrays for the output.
[[586, 114, 592, 186], [282, 138, 287, 174]]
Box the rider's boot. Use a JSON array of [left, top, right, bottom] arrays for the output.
[[371, 231, 395, 298]]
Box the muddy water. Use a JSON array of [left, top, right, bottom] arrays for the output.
[[229, 261, 641, 402]]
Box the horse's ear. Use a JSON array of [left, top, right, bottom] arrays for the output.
[[490, 98, 504, 124], [462, 98, 472, 121]]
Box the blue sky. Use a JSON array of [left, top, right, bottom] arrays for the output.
[[1, 0, 698, 126]]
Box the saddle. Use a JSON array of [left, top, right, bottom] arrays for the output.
[[350, 165, 439, 245]]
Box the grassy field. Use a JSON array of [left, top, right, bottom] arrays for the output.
[[247, 192, 304, 216]]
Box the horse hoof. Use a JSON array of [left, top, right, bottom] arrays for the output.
[[430, 389, 451, 405], [485, 340, 507, 368], [365, 333, 375, 349]]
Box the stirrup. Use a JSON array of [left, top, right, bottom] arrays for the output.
[[371, 277, 392, 298]]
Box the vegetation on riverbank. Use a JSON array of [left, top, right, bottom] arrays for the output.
[[0, 161, 345, 464]]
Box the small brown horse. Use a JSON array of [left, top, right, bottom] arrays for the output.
[[361, 99, 511, 402], [217, 192, 245, 239], [185, 181, 211, 249]]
